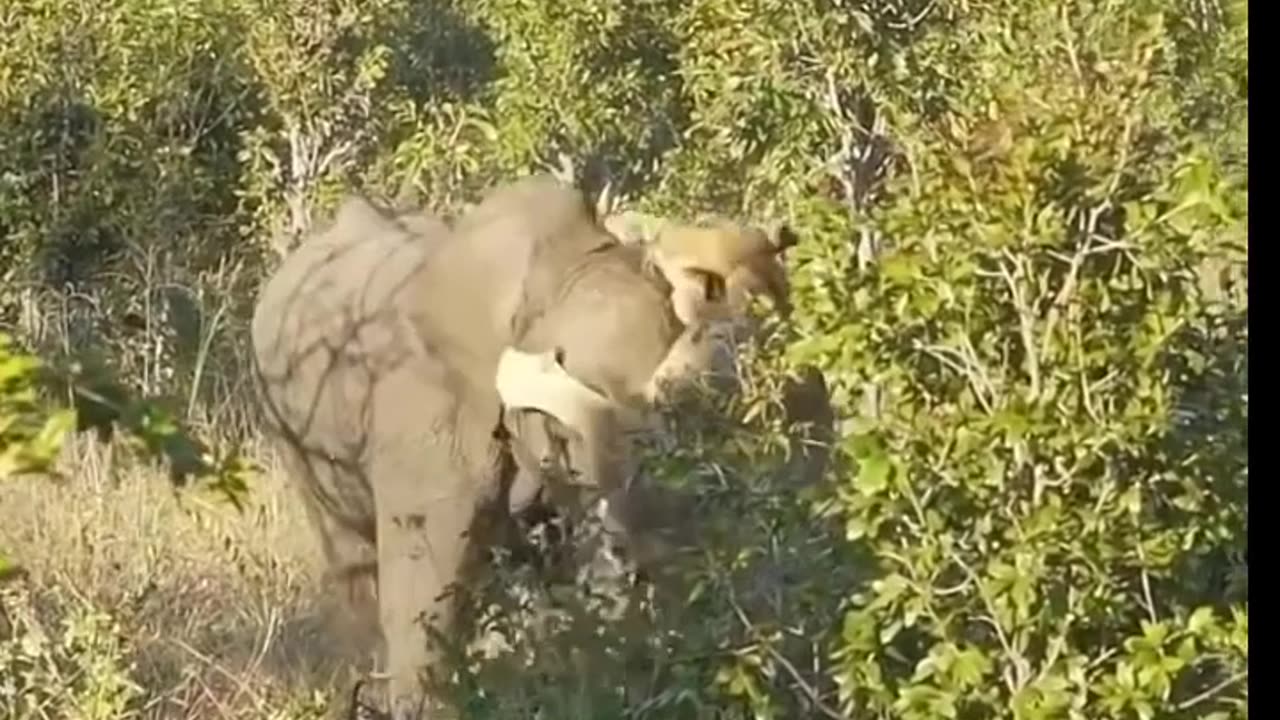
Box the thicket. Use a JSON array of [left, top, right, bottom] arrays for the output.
[[1, 0, 1247, 718]]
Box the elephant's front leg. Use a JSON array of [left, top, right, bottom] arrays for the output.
[[373, 451, 479, 719]]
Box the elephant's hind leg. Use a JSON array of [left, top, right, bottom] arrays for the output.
[[274, 439, 384, 668]]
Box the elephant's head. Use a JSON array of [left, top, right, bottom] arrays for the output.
[[437, 173, 783, 536], [489, 249, 691, 476], [485, 236, 730, 521]]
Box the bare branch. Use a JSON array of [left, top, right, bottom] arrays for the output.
[[822, 68, 848, 124], [958, 334, 1000, 408], [917, 341, 996, 414], [1104, 114, 1136, 198], [887, 0, 938, 30], [1086, 647, 1119, 671], [1175, 671, 1248, 711], [316, 138, 355, 177], [1059, 7, 1086, 91], [948, 551, 1030, 692], [997, 251, 1042, 401], [1134, 539, 1159, 625], [819, 68, 870, 217], [1039, 205, 1103, 360], [549, 151, 576, 185], [169, 636, 270, 709], [729, 597, 852, 720]]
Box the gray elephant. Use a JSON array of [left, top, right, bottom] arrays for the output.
[[251, 172, 836, 717], [251, 174, 734, 716]]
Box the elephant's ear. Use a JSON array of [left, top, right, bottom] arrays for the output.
[[494, 347, 615, 436]]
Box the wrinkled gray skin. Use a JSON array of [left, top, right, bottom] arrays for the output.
[[251, 175, 699, 717]]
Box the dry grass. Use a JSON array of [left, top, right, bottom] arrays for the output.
[[0, 434, 364, 719]]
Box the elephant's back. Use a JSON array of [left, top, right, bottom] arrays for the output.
[[419, 174, 619, 349], [453, 173, 593, 238], [251, 196, 449, 441]]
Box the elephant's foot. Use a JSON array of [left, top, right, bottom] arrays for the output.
[[346, 676, 454, 720]]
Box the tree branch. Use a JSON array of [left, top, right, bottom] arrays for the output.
[[948, 551, 1030, 693], [998, 251, 1042, 402], [1175, 671, 1248, 711], [728, 596, 852, 720], [1134, 539, 1159, 625], [1039, 205, 1101, 361], [916, 341, 996, 414]]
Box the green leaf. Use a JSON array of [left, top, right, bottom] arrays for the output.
[[846, 516, 870, 541], [854, 452, 892, 495], [0, 551, 22, 582], [879, 619, 903, 645], [1187, 606, 1217, 635], [1140, 620, 1170, 646], [870, 573, 910, 609], [950, 647, 993, 689], [990, 408, 1030, 439], [1121, 486, 1143, 516], [881, 253, 924, 286], [29, 408, 75, 459], [842, 609, 878, 651]]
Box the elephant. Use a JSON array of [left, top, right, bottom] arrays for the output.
[[251, 174, 758, 717]]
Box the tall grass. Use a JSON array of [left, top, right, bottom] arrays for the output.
[[0, 435, 359, 719]]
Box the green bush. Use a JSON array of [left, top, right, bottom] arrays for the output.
[[779, 3, 1249, 718], [0, 586, 142, 720], [0, 334, 74, 483]]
